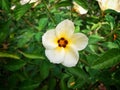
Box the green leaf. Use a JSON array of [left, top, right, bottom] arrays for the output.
[[0, 20, 11, 43], [104, 9, 119, 14], [75, 26, 80, 33], [86, 54, 99, 66], [5, 59, 26, 71], [87, 45, 98, 54], [34, 32, 43, 42], [89, 35, 104, 44], [67, 76, 75, 88], [14, 4, 31, 20], [91, 23, 101, 30], [39, 61, 50, 81], [60, 79, 68, 90], [34, 33, 42, 41], [1, 0, 10, 12], [56, 1, 71, 8], [74, 0, 88, 10], [103, 42, 119, 49], [105, 14, 115, 30], [19, 80, 40, 90], [48, 78, 56, 90], [60, 77, 68, 90], [67, 67, 88, 80], [17, 30, 35, 47], [37, 18, 48, 31], [18, 51, 45, 60], [69, 78, 86, 89], [0, 52, 20, 59], [41, 85, 48, 90], [92, 49, 120, 69], [8, 73, 26, 89], [60, 74, 70, 90]]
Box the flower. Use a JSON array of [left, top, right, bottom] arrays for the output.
[[11, 5, 16, 10], [20, 0, 38, 5], [97, 0, 120, 12], [73, 1, 88, 15], [42, 19, 88, 67]]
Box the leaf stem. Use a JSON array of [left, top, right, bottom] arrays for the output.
[[42, 0, 56, 25]]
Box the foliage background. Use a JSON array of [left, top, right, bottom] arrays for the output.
[[0, 0, 120, 90]]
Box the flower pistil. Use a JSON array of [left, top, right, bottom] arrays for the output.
[[58, 37, 68, 48]]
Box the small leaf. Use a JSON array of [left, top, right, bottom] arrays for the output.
[[67, 76, 75, 88], [92, 49, 120, 69], [5, 59, 26, 71], [60, 79, 68, 90], [56, 1, 71, 8], [86, 54, 99, 66], [91, 23, 101, 30], [67, 67, 88, 80], [41, 85, 48, 90], [71, 78, 86, 89], [19, 80, 40, 90], [1, 0, 10, 12], [75, 26, 80, 33], [17, 30, 35, 47], [89, 35, 104, 44], [39, 61, 50, 81], [105, 14, 115, 30], [0, 20, 11, 43], [60, 74, 70, 90], [103, 42, 119, 49], [0, 52, 20, 59], [48, 78, 56, 90], [74, 0, 88, 10], [18, 50, 45, 60], [37, 18, 48, 31], [14, 4, 31, 20], [34, 32, 43, 41], [87, 45, 98, 54]]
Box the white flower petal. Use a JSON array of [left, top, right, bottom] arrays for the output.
[[62, 47, 79, 67], [78, 6, 88, 14], [97, 0, 120, 12], [71, 33, 88, 51], [11, 5, 16, 10], [73, 2, 88, 14], [42, 29, 58, 49], [45, 47, 65, 64], [55, 19, 74, 38], [29, 0, 38, 3], [20, 0, 30, 5], [107, 0, 120, 12]]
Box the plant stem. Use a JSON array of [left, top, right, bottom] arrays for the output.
[[42, 0, 56, 25]]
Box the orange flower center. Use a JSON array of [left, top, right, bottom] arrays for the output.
[[58, 37, 68, 48]]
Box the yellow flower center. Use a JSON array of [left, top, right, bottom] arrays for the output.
[[58, 37, 68, 48]]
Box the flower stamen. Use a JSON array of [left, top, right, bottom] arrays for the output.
[[58, 37, 68, 48]]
